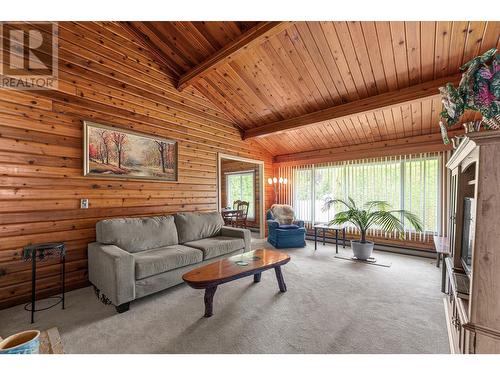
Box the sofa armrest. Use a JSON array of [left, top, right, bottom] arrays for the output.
[[88, 242, 135, 306], [220, 226, 251, 252], [293, 220, 305, 228]]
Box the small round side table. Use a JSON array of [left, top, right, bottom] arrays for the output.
[[23, 242, 66, 324]]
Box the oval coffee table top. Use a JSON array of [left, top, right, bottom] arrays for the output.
[[182, 249, 290, 288]]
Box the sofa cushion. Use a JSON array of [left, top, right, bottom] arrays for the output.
[[133, 245, 203, 280], [184, 236, 245, 260], [96, 216, 178, 253], [174, 212, 224, 244]]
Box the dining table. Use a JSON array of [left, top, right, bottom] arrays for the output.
[[221, 208, 240, 225]]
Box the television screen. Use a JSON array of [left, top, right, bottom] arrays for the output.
[[461, 198, 474, 273]]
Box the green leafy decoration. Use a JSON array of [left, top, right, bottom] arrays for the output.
[[322, 197, 423, 243]]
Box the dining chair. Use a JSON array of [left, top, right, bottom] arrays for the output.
[[234, 201, 249, 228], [222, 200, 240, 226]]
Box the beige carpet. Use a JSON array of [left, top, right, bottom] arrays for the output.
[[0, 240, 449, 353]]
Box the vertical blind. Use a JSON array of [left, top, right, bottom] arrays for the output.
[[275, 152, 446, 243]]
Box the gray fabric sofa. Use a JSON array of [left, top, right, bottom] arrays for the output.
[[88, 211, 251, 312]]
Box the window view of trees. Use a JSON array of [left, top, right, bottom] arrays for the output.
[[293, 155, 440, 235], [404, 158, 439, 233], [227, 172, 255, 219], [293, 169, 312, 221]]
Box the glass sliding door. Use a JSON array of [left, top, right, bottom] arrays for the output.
[[293, 168, 312, 222], [314, 165, 344, 224], [290, 153, 441, 241]]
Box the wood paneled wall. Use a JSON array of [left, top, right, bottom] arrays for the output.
[[0, 22, 274, 310], [220, 159, 261, 229]]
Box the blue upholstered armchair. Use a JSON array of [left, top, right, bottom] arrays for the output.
[[266, 204, 306, 248]]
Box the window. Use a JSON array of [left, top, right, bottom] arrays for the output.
[[403, 157, 440, 233], [292, 154, 441, 237], [293, 168, 312, 222], [314, 165, 345, 224], [226, 172, 255, 219]]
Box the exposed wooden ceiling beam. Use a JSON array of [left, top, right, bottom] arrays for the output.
[[120, 22, 183, 77], [177, 21, 293, 91], [243, 74, 462, 140], [273, 129, 464, 167]]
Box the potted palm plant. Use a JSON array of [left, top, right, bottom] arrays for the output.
[[322, 197, 423, 260]]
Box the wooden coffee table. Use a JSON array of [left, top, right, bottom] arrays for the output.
[[182, 249, 290, 317]]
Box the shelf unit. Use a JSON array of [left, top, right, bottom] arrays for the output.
[[444, 130, 500, 354]]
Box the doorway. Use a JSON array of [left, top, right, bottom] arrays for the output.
[[217, 153, 265, 239]]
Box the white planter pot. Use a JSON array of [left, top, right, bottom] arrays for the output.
[[351, 240, 374, 260]]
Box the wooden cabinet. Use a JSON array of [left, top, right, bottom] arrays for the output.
[[444, 131, 500, 353], [448, 169, 459, 260], [443, 257, 474, 353]]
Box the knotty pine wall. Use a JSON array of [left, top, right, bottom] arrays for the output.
[[0, 22, 274, 310]]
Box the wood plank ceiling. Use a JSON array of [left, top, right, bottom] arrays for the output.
[[124, 21, 500, 157]]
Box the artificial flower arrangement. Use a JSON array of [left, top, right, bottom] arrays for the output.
[[439, 48, 500, 144]]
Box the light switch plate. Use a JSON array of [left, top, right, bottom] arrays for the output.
[[80, 198, 89, 209]]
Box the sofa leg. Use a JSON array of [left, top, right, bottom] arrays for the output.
[[115, 302, 130, 313]]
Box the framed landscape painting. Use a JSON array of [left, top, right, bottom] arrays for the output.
[[83, 121, 178, 181]]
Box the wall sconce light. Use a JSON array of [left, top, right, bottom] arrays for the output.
[[268, 177, 287, 185]]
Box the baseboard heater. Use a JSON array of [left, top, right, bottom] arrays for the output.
[[304, 234, 436, 259]]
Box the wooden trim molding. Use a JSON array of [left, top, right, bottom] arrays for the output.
[[273, 130, 464, 167], [177, 22, 293, 91], [217, 153, 266, 239], [463, 322, 500, 341], [243, 74, 462, 139]]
